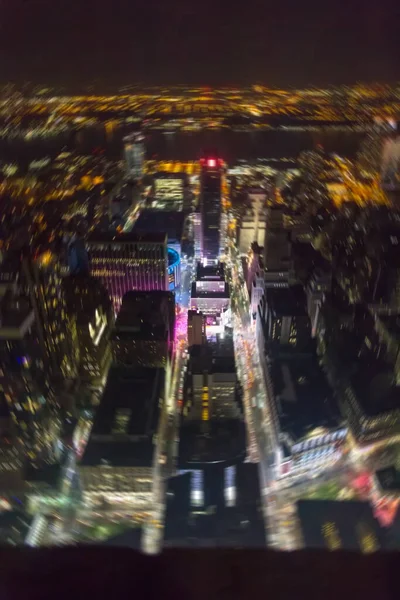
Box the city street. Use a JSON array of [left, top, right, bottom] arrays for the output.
[[226, 237, 277, 466], [25, 204, 400, 552], [224, 231, 391, 550], [143, 256, 195, 553], [224, 235, 284, 546]]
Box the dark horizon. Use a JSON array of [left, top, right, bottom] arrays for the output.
[[2, 0, 400, 88]]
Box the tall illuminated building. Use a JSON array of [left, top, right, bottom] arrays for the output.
[[200, 157, 222, 264], [63, 275, 114, 386], [22, 251, 79, 383], [123, 132, 145, 180], [0, 289, 57, 463], [193, 212, 203, 259], [0, 248, 78, 463], [87, 232, 169, 312]]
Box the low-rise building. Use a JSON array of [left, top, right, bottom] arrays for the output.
[[297, 500, 382, 552], [79, 366, 165, 510], [190, 263, 230, 323], [164, 464, 266, 547], [187, 311, 206, 348], [180, 335, 245, 468]]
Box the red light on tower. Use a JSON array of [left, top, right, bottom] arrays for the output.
[[207, 158, 216, 168]]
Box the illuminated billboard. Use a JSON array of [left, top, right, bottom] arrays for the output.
[[167, 247, 181, 291]]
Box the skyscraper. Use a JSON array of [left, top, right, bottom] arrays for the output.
[[87, 232, 169, 312], [63, 274, 114, 386], [123, 132, 145, 180], [200, 157, 222, 264], [192, 212, 203, 259], [0, 254, 75, 463], [0, 290, 56, 462], [22, 251, 79, 382]]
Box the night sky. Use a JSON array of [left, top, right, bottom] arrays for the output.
[[1, 0, 400, 87]]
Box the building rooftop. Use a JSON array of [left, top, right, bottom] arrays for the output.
[[164, 464, 265, 547], [179, 420, 246, 467], [81, 366, 164, 467], [87, 231, 167, 245], [270, 353, 340, 442], [196, 263, 225, 281], [188, 334, 236, 374], [154, 172, 186, 181], [114, 291, 174, 339], [209, 333, 235, 358], [63, 275, 112, 325], [351, 359, 400, 417], [266, 285, 307, 317], [189, 351, 236, 376], [134, 210, 185, 243], [297, 500, 383, 551]]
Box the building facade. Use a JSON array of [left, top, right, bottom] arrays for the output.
[[22, 251, 79, 382], [193, 212, 203, 259], [123, 132, 145, 180], [263, 207, 291, 272], [187, 311, 206, 347], [79, 366, 165, 510], [87, 232, 169, 312], [200, 158, 222, 264], [0, 291, 58, 463], [112, 291, 175, 368], [63, 275, 114, 387]]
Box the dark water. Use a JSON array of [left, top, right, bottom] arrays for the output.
[[0, 125, 364, 168], [144, 129, 363, 163]]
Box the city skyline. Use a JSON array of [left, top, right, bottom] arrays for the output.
[[0, 72, 400, 555]]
